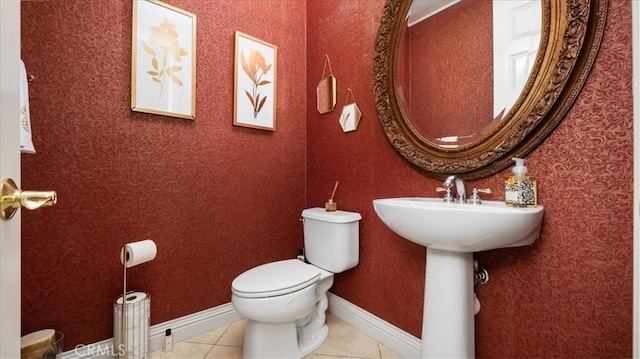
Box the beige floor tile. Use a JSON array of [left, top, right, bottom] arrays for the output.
[[171, 312, 399, 359], [150, 341, 212, 359], [205, 345, 243, 359], [378, 343, 398, 359], [312, 313, 381, 359], [215, 319, 246, 347], [185, 324, 229, 345]]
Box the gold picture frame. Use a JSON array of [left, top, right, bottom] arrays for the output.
[[339, 103, 362, 133], [233, 31, 277, 131], [131, 0, 196, 120]]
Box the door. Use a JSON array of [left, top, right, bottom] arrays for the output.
[[0, 1, 22, 357], [633, 1, 639, 356], [492, 0, 541, 118]]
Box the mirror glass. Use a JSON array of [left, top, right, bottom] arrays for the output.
[[398, 0, 541, 147], [374, 0, 607, 179]]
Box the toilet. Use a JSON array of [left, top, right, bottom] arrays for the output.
[[231, 208, 362, 358]]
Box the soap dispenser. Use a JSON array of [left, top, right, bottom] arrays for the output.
[[505, 157, 537, 207]]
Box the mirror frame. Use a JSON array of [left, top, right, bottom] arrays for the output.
[[374, 0, 608, 180]]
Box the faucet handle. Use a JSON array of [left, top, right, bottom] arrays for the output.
[[468, 187, 492, 205], [436, 186, 454, 203]]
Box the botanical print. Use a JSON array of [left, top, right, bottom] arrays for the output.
[[240, 48, 272, 119], [339, 103, 361, 132], [339, 106, 353, 131], [233, 31, 276, 130], [143, 17, 188, 100], [342, 111, 351, 126], [131, 0, 196, 119]]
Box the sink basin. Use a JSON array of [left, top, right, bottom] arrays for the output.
[[372, 197, 544, 252]]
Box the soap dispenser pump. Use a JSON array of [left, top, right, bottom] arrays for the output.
[[505, 157, 537, 207]]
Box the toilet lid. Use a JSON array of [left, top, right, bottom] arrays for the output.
[[232, 259, 321, 298]]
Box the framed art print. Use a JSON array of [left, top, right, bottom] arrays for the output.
[[339, 102, 362, 132], [233, 31, 277, 131], [131, 0, 196, 119]]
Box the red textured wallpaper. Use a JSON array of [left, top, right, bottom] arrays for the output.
[[307, 0, 633, 358], [405, 0, 493, 139], [20, 0, 633, 357], [20, 0, 306, 349]]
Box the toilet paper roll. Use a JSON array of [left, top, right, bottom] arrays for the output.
[[114, 292, 150, 359], [120, 239, 157, 268]]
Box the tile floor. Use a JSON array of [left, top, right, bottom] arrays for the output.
[[151, 312, 398, 359]]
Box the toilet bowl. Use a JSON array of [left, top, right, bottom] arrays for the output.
[[232, 259, 334, 358], [231, 208, 361, 359]]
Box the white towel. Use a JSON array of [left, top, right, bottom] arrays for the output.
[[19, 60, 35, 154]]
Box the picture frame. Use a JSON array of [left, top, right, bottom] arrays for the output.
[[234, 31, 277, 131], [339, 102, 362, 133], [131, 0, 196, 120]]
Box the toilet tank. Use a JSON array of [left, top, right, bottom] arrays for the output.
[[301, 208, 362, 273]]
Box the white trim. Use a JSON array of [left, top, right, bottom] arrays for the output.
[[0, 1, 22, 357], [60, 302, 242, 359], [59, 295, 420, 359], [633, 0, 639, 357], [327, 293, 422, 359]]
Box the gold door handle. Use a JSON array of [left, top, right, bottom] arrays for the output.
[[0, 178, 57, 220]]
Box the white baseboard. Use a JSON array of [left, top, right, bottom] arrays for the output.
[[60, 295, 420, 359], [327, 293, 421, 358], [61, 302, 242, 359]]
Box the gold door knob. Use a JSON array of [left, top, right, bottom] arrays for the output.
[[0, 178, 57, 220]]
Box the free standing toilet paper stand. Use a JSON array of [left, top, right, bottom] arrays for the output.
[[120, 257, 129, 359], [119, 240, 157, 359]]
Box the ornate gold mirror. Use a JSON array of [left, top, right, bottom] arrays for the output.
[[374, 0, 607, 180]]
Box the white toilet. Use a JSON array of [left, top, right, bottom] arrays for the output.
[[231, 208, 361, 358]]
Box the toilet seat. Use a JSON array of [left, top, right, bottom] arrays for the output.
[[232, 259, 321, 298]]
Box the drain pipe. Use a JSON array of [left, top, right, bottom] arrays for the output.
[[473, 259, 489, 285]]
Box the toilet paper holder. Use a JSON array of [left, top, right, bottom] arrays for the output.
[[119, 240, 156, 358]]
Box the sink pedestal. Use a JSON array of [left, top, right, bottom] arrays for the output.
[[422, 248, 474, 358]]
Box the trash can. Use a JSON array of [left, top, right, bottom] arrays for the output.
[[21, 329, 63, 359]]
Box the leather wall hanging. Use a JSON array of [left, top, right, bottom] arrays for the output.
[[316, 54, 337, 114]]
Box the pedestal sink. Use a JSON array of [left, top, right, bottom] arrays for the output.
[[372, 197, 544, 358]]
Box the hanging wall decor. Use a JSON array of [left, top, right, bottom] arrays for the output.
[[233, 31, 278, 131], [339, 88, 361, 132], [316, 54, 337, 114], [131, 0, 196, 120]]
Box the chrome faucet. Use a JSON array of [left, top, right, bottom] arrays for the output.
[[437, 176, 493, 204], [438, 175, 466, 203]]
